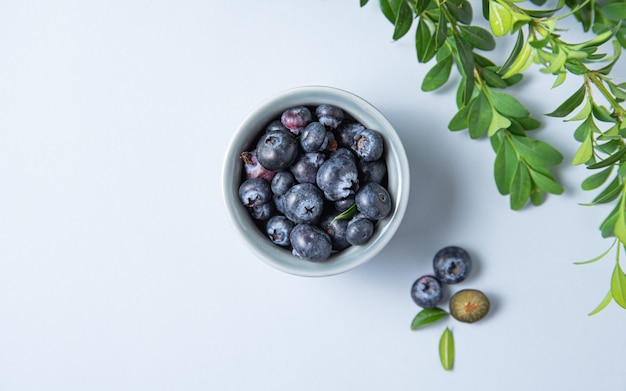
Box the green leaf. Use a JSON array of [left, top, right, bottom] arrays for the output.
[[517, 116, 540, 130], [410, 307, 449, 330], [489, 0, 512, 37], [530, 181, 544, 206], [581, 166, 613, 190], [566, 99, 592, 122], [380, 0, 402, 24], [574, 240, 617, 265], [552, 71, 567, 88], [436, 9, 448, 48], [489, 90, 529, 118], [588, 290, 613, 316], [573, 115, 597, 142], [587, 148, 626, 169], [439, 327, 454, 371], [468, 91, 492, 138], [546, 84, 586, 117], [509, 135, 564, 167], [511, 163, 531, 210], [602, 3, 626, 21], [494, 138, 518, 195], [481, 67, 508, 88], [529, 169, 564, 194], [422, 55, 454, 91], [611, 261, 626, 309], [361, 0, 369, 6], [415, 18, 432, 63], [591, 175, 622, 205], [614, 207, 626, 245], [332, 203, 357, 222], [499, 30, 524, 75], [393, 1, 414, 40], [456, 36, 475, 79], [572, 136, 594, 166], [415, 0, 432, 14], [488, 109, 512, 136], [449, 103, 472, 131], [600, 204, 621, 238], [592, 103, 617, 123], [459, 25, 495, 50], [608, 82, 626, 101], [446, 0, 473, 24]]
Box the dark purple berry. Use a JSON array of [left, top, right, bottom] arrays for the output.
[[300, 122, 329, 152], [345, 216, 374, 245], [241, 151, 276, 183], [411, 275, 443, 308], [290, 223, 332, 262], [320, 213, 351, 251], [282, 183, 325, 224], [290, 152, 325, 184], [358, 159, 387, 184], [335, 121, 364, 149], [249, 202, 274, 220], [355, 182, 392, 221], [271, 171, 296, 196], [281, 106, 312, 135], [316, 157, 359, 201], [315, 104, 344, 129], [238, 178, 272, 208], [256, 130, 299, 172], [266, 119, 289, 133], [334, 196, 355, 212], [329, 147, 356, 163], [266, 215, 294, 247], [433, 246, 472, 284], [353, 128, 383, 162]]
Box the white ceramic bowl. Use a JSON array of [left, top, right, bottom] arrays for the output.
[[222, 86, 410, 277]]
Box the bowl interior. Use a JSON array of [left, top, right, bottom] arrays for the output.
[[223, 86, 409, 277]]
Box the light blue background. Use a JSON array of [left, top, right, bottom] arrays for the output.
[[1, 1, 623, 390]]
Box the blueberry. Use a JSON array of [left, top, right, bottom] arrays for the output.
[[290, 223, 332, 262], [355, 182, 392, 220], [433, 246, 472, 284], [281, 106, 312, 135], [238, 178, 272, 208], [320, 213, 351, 251], [273, 194, 285, 214], [300, 122, 329, 152], [249, 202, 274, 220], [353, 128, 383, 162], [271, 171, 296, 196], [335, 121, 364, 149], [315, 104, 344, 129], [411, 275, 443, 308], [282, 183, 325, 224], [323, 131, 337, 152], [266, 119, 289, 133], [256, 130, 299, 171], [345, 216, 374, 245], [334, 195, 355, 212], [329, 147, 356, 163], [316, 156, 359, 201], [358, 158, 387, 184], [290, 152, 325, 184], [266, 215, 294, 247], [240, 151, 276, 183]]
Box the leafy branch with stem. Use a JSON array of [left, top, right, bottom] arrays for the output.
[[361, 0, 626, 314]]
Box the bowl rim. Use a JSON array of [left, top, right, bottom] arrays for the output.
[[222, 85, 410, 277]]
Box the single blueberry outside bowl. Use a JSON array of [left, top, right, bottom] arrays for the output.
[[222, 86, 410, 277]]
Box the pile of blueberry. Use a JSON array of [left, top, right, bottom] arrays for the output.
[[237, 104, 392, 262], [411, 246, 490, 323]]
